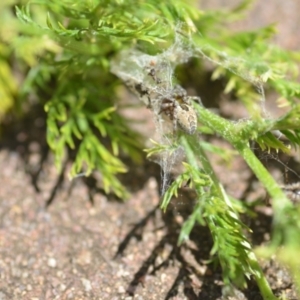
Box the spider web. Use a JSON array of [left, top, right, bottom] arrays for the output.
[[110, 26, 269, 196]]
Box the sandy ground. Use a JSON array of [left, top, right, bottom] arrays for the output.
[[1, 1, 300, 299]]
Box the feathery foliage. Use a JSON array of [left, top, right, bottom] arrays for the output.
[[2, 0, 300, 298]]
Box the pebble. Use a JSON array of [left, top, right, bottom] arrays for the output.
[[47, 258, 57, 268], [117, 286, 125, 294], [81, 278, 92, 291]]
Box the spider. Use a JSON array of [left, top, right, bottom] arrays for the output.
[[281, 182, 300, 203], [158, 85, 200, 135]]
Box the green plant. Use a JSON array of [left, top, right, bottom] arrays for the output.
[[3, 0, 300, 298]]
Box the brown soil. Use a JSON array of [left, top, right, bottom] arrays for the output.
[[1, 1, 300, 299], [0, 104, 298, 300]]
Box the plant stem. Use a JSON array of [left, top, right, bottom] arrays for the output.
[[195, 104, 292, 212], [183, 136, 278, 300], [192, 105, 300, 299]]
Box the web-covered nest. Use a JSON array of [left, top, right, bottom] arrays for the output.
[[110, 28, 267, 195]]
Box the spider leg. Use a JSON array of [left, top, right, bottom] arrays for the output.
[[172, 105, 178, 133], [158, 100, 172, 115], [190, 96, 202, 106], [146, 96, 152, 109]]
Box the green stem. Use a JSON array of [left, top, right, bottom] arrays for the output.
[[249, 258, 279, 300], [236, 143, 291, 210], [182, 136, 278, 300], [195, 104, 292, 212], [191, 105, 300, 299]]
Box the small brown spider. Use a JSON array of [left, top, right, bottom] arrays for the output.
[[281, 182, 300, 203], [158, 85, 200, 135]]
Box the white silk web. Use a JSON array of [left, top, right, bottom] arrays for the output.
[[111, 28, 268, 195]]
